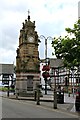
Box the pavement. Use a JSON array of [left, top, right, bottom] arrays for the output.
[[0, 91, 76, 113]]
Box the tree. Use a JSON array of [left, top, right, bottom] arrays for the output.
[[52, 19, 80, 68]]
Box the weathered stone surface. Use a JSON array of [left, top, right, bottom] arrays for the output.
[[16, 14, 40, 96]]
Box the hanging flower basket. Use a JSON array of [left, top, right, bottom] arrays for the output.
[[42, 65, 50, 71], [42, 71, 50, 78]]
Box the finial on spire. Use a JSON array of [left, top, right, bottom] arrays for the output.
[[28, 9, 30, 16], [28, 9, 30, 21]]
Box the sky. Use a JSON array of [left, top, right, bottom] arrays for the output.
[[0, 0, 80, 65]]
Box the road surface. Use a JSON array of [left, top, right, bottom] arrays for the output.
[[2, 97, 79, 119]]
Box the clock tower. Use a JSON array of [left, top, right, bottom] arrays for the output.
[[16, 12, 40, 96]]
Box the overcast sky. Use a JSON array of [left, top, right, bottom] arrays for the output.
[[1, 0, 80, 65]]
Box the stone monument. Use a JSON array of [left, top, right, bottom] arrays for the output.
[[16, 11, 40, 96]]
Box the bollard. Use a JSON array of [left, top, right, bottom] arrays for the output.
[[7, 90, 9, 97], [7, 86, 9, 97], [7, 81, 9, 97], [54, 89, 57, 109], [34, 90, 37, 101], [16, 93, 18, 99], [36, 88, 40, 105], [68, 92, 70, 97]]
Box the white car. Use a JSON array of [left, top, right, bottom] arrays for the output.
[[0, 83, 9, 87], [0, 81, 11, 87], [0, 83, 4, 87]]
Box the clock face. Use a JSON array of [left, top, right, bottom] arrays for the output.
[[28, 36, 34, 42]]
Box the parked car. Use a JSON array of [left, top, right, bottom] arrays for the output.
[[0, 82, 9, 87], [0, 81, 12, 88], [75, 87, 80, 111], [0, 83, 5, 87]]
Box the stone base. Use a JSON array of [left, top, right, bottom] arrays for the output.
[[19, 91, 34, 97], [16, 90, 43, 97]]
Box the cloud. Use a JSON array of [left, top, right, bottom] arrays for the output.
[[0, 0, 79, 64], [0, 48, 16, 64]]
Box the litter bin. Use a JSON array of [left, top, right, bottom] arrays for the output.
[[57, 91, 64, 104]]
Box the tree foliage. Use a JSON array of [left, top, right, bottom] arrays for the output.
[[52, 19, 80, 68]]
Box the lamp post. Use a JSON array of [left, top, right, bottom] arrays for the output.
[[40, 35, 53, 95], [71, 66, 77, 97], [53, 68, 57, 109]]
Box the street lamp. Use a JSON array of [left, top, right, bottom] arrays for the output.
[[40, 35, 53, 94], [40, 35, 53, 64]]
